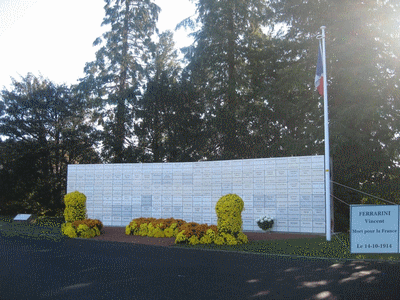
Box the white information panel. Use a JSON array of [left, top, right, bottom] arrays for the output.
[[67, 155, 325, 232], [13, 214, 32, 221], [350, 205, 399, 253]]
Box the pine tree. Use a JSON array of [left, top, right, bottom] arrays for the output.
[[79, 0, 160, 163], [135, 31, 204, 162], [179, 0, 303, 159]]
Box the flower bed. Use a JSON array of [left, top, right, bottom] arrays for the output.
[[61, 219, 103, 238], [125, 217, 248, 245]]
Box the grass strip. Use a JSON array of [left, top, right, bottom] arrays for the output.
[[173, 233, 400, 262], [0, 215, 64, 242]]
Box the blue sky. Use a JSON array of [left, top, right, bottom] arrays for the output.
[[0, 0, 195, 90]]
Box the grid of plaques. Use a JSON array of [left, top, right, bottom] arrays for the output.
[[66, 155, 326, 233]]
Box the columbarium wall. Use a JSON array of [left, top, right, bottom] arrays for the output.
[[66, 155, 326, 233]]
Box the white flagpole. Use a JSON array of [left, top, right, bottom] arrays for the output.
[[320, 26, 331, 241]]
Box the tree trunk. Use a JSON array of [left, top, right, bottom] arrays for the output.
[[114, 0, 131, 163], [225, 4, 238, 159], [227, 5, 236, 109]]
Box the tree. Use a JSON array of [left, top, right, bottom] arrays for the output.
[[78, 0, 160, 163], [135, 31, 205, 162], [179, 0, 313, 160], [0, 73, 100, 215], [271, 0, 400, 231], [148, 31, 182, 83], [0, 139, 44, 215]]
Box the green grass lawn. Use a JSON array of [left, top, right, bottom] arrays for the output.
[[1, 215, 399, 262], [0, 215, 65, 242], [174, 232, 400, 262]]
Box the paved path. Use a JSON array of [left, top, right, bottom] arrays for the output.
[[1, 233, 399, 299]]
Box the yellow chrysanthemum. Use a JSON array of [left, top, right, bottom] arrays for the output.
[[215, 194, 244, 235], [63, 191, 87, 222], [225, 236, 238, 245], [164, 227, 174, 238], [63, 227, 77, 238], [93, 227, 100, 236], [200, 235, 212, 244], [214, 235, 225, 245], [129, 222, 138, 230], [147, 224, 155, 237], [173, 228, 180, 236], [154, 231, 165, 238], [138, 223, 148, 236], [77, 224, 89, 233], [188, 235, 200, 245], [153, 228, 165, 238], [175, 231, 187, 244], [79, 229, 93, 239], [61, 222, 77, 238], [237, 232, 248, 244], [125, 226, 131, 235], [138, 229, 147, 236]]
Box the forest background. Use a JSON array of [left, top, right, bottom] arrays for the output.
[[1, 0, 399, 233]]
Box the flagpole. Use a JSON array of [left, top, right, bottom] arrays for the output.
[[320, 26, 331, 241]]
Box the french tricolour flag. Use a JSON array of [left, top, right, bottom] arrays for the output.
[[315, 44, 324, 96]]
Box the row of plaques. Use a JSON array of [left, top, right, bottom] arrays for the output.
[[67, 155, 326, 233]]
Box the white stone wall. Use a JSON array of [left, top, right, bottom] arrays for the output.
[[66, 155, 326, 233]]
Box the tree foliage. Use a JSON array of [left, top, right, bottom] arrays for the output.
[[177, 0, 324, 160], [135, 30, 204, 162], [0, 73, 100, 215], [178, 0, 274, 159], [270, 0, 400, 230], [79, 0, 160, 163]]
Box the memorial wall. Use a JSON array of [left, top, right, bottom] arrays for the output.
[[66, 155, 326, 233]]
